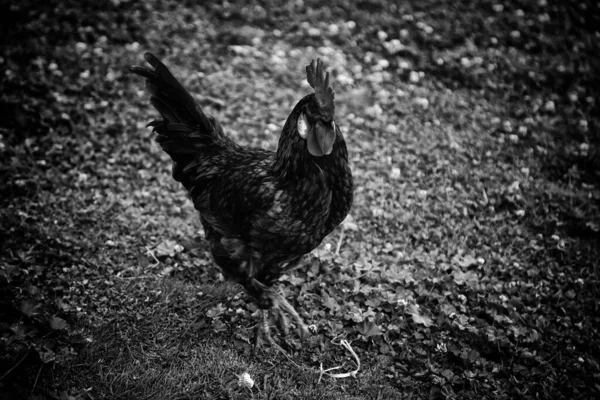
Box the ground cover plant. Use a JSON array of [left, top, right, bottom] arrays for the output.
[[1, 0, 599, 399]]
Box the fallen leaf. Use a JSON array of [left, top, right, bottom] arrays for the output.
[[50, 316, 68, 331], [356, 320, 383, 337], [407, 304, 434, 327]]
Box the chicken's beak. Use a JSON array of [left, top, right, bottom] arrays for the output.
[[307, 121, 335, 157]]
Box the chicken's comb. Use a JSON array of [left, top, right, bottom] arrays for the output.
[[306, 58, 335, 118]]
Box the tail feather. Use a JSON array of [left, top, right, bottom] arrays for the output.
[[130, 52, 211, 131], [130, 52, 225, 167]]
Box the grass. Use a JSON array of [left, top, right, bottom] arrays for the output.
[[58, 279, 404, 400], [1, 0, 599, 399]]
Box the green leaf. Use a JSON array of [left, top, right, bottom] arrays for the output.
[[453, 269, 479, 287], [154, 239, 183, 258], [342, 214, 359, 231], [346, 306, 375, 323], [36, 346, 56, 364], [407, 304, 434, 327], [456, 254, 478, 268], [1, 263, 18, 283], [19, 299, 41, 317], [212, 319, 227, 332], [206, 303, 226, 318], [322, 292, 339, 311], [50, 316, 68, 331], [380, 342, 391, 354], [356, 320, 383, 337]]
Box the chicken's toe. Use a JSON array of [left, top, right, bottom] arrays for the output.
[[272, 294, 309, 340], [255, 309, 275, 348], [272, 307, 291, 336]]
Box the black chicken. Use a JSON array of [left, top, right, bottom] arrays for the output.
[[130, 53, 353, 343]]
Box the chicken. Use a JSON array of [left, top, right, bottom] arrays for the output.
[[130, 53, 353, 344]]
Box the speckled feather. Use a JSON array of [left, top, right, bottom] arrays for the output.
[[130, 53, 353, 302]]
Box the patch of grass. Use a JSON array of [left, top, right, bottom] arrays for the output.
[[55, 279, 406, 400], [63, 282, 256, 399]]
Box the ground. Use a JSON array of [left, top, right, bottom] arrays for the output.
[[0, 0, 599, 399]]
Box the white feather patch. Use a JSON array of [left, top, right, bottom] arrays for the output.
[[298, 113, 309, 139]]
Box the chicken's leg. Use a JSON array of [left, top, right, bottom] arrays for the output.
[[253, 288, 309, 347], [243, 269, 309, 345], [270, 292, 309, 340]]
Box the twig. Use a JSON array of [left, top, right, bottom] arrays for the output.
[[31, 364, 43, 395], [0, 351, 29, 381], [335, 225, 345, 255], [355, 262, 376, 279], [317, 339, 361, 383], [481, 186, 489, 205], [145, 246, 160, 266]]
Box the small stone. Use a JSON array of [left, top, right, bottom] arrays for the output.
[[307, 27, 320, 37], [328, 24, 340, 35], [377, 59, 390, 69], [413, 97, 429, 109], [409, 70, 420, 83], [238, 372, 254, 389], [543, 100, 555, 113]]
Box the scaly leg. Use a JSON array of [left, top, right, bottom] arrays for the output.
[[242, 271, 309, 344], [262, 290, 309, 341], [254, 290, 309, 346], [271, 293, 309, 340]]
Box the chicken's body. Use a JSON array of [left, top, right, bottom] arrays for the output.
[[130, 53, 353, 341]]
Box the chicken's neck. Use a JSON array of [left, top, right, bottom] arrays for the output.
[[272, 99, 352, 236]]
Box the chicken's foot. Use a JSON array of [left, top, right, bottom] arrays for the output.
[[254, 290, 309, 348], [271, 293, 309, 340]]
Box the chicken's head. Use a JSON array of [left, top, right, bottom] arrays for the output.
[[297, 59, 336, 157]]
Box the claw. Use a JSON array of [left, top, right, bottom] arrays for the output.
[[253, 290, 310, 347], [274, 308, 291, 336], [255, 309, 275, 349], [298, 324, 309, 341], [271, 293, 310, 341]]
